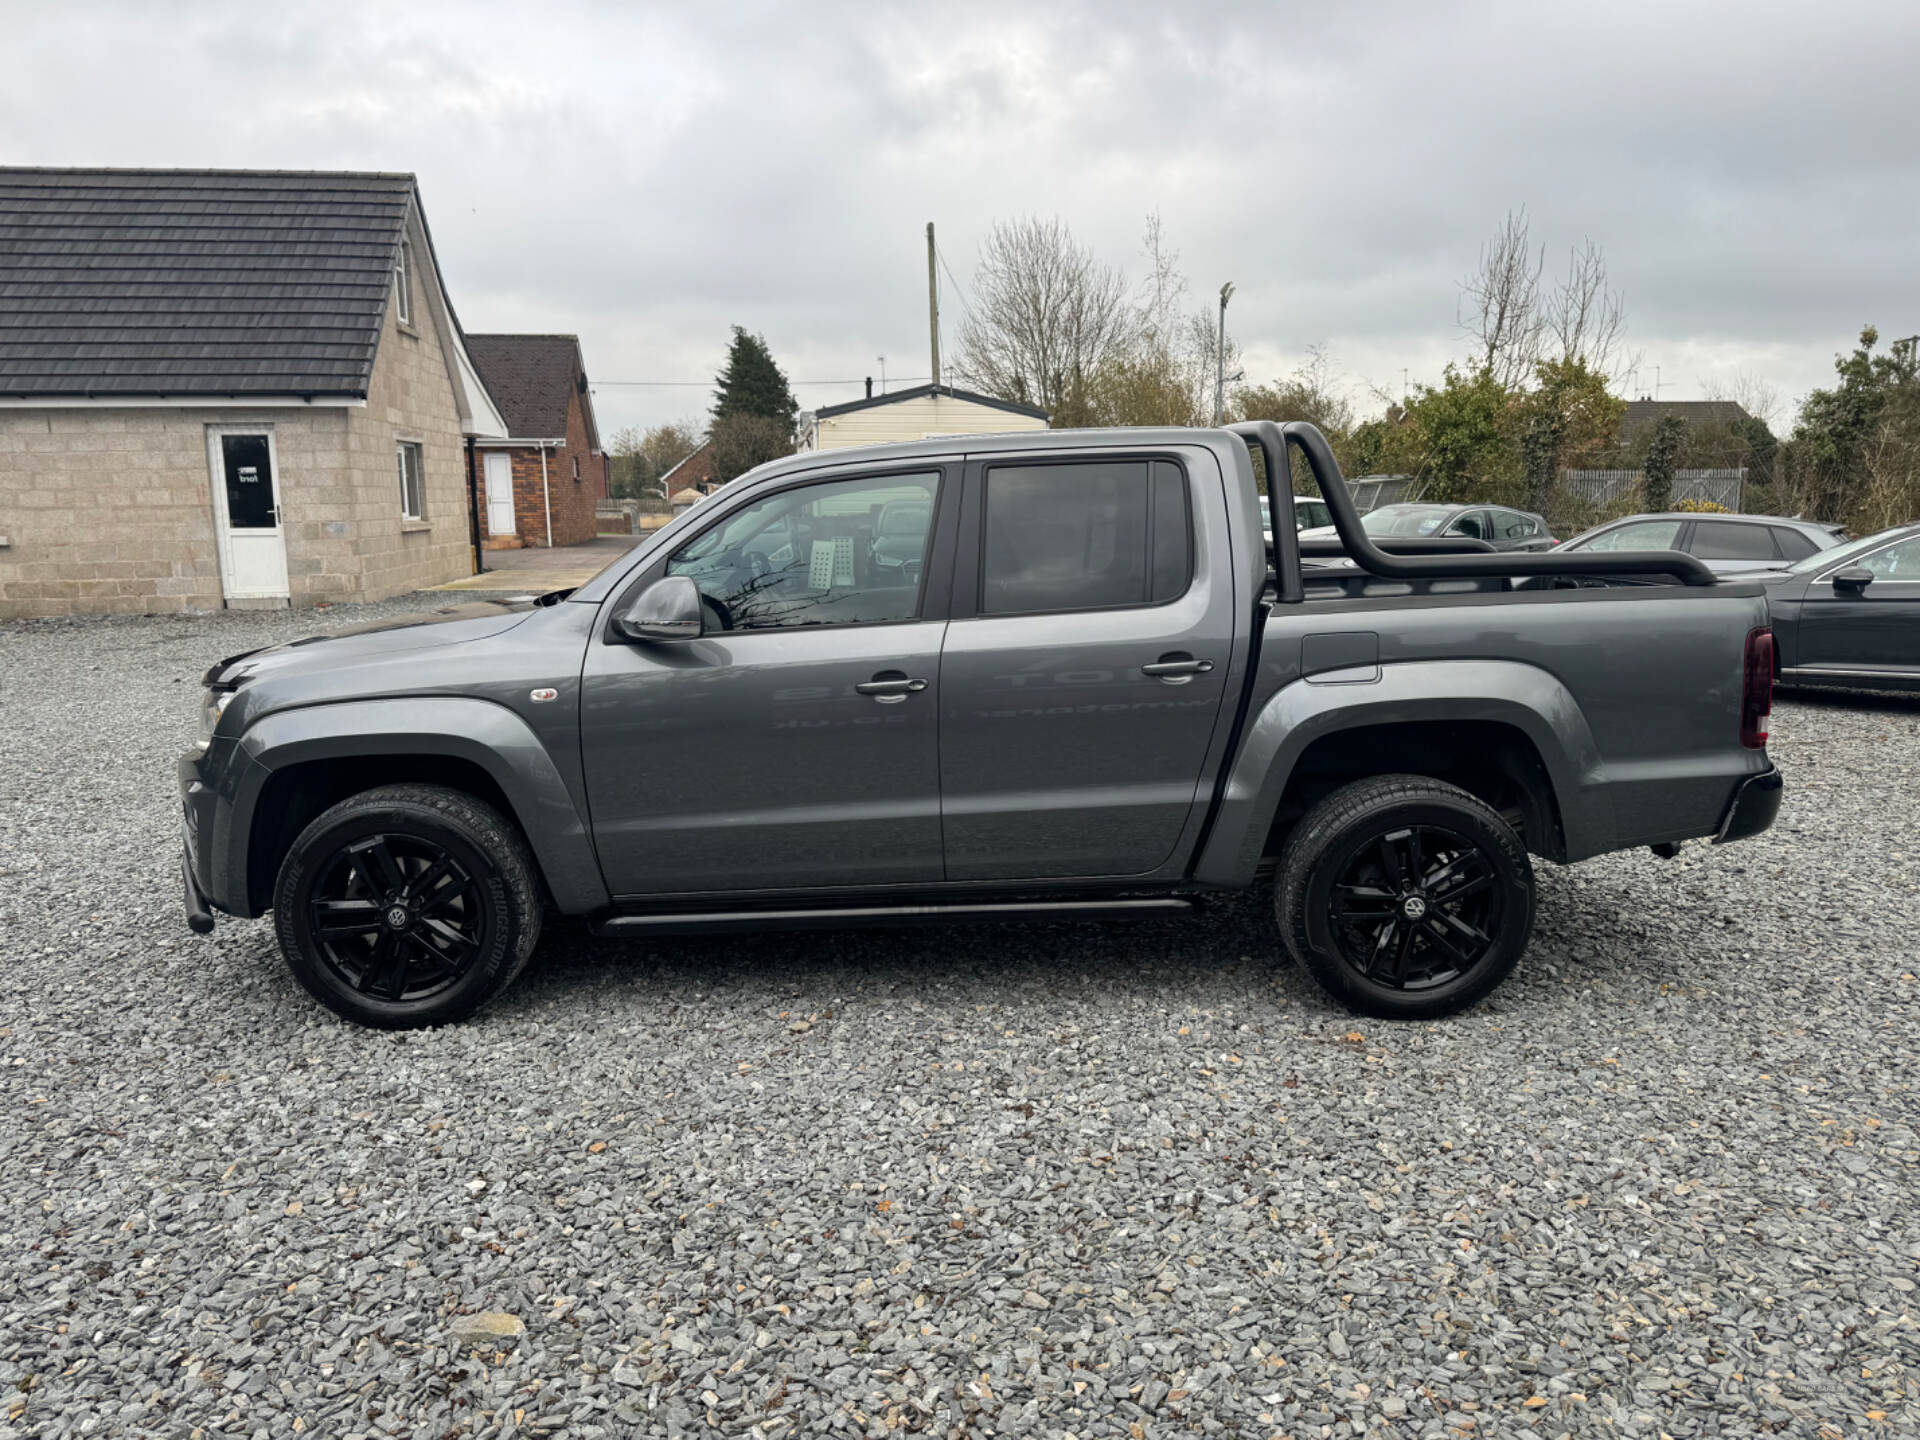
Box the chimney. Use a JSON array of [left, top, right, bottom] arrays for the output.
[[865, 376, 873, 399]]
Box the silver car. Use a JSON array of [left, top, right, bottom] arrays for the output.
[[1557, 512, 1845, 575]]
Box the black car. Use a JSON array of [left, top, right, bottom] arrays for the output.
[[1762, 523, 1920, 693], [1298, 502, 1556, 552], [1558, 512, 1845, 575]]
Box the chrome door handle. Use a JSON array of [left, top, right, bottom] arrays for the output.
[[855, 674, 928, 703], [1141, 658, 1214, 677]]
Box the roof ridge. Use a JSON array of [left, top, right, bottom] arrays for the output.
[[0, 166, 417, 181]]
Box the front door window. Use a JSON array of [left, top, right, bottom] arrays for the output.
[[666, 471, 939, 630]]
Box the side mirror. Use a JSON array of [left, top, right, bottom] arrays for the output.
[[1831, 566, 1875, 594], [615, 575, 704, 642]]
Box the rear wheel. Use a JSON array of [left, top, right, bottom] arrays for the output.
[[1276, 775, 1533, 1019], [272, 784, 541, 1029]]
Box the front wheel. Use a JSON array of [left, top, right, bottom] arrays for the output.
[[1276, 775, 1534, 1020], [272, 784, 542, 1029]]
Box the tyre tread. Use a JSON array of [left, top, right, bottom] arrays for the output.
[[1275, 773, 1532, 1020], [272, 783, 542, 1029]]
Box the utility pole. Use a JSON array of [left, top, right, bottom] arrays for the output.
[[1215, 282, 1235, 426], [878, 355, 886, 394], [927, 222, 941, 389], [1653, 364, 1667, 401]]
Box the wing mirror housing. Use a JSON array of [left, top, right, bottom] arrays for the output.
[[614, 574, 704, 641], [1831, 566, 1874, 594]]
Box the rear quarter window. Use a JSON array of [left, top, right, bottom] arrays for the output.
[[1772, 527, 1819, 561]]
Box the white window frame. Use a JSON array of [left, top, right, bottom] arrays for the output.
[[397, 440, 426, 520], [393, 240, 413, 325]]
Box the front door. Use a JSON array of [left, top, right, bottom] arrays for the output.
[[938, 455, 1236, 880], [1797, 533, 1920, 678], [207, 429, 289, 603], [583, 466, 952, 898], [484, 451, 516, 538]]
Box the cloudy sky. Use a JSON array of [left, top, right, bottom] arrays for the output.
[[6, 0, 1915, 436]]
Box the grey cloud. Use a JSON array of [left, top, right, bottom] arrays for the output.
[[3, 0, 1915, 429]]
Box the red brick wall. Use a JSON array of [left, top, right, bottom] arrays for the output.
[[472, 382, 607, 548]]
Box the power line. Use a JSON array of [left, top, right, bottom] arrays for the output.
[[593, 376, 932, 388], [936, 243, 975, 328]]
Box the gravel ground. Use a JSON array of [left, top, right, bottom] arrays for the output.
[[2, 595, 1917, 1440]]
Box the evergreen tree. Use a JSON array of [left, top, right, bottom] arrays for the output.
[[1643, 413, 1685, 512], [712, 326, 798, 434]]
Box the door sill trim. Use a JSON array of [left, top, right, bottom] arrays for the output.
[[590, 895, 1196, 937], [1781, 665, 1916, 681]]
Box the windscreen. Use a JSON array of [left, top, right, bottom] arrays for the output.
[[1361, 506, 1453, 537]]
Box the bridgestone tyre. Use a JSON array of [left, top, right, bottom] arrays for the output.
[[272, 784, 542, 1030], [1275, 775, 1534, 1020]]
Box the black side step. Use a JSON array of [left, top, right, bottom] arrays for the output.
[[590, 896, 1197, 937]]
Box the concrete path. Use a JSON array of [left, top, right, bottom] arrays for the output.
[[431, 534, 646, 593]]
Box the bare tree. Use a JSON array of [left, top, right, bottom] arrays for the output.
[[1461, 212, 1634, 389], [1459, 208, 1545, 387], [1700, 370, 1782, 429], [953, 217, 1133, 426], [1543, 237, 1627, 372]]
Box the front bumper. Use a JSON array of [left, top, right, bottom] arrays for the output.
[[1713, 764, 1783, 845]]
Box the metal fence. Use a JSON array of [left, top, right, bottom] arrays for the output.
[[1560, 468, 1746, 511]]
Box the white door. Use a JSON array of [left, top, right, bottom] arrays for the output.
[[484, 451, 516, 537], [207, 429, 289, 602]]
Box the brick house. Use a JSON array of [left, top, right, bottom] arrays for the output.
[[659, 438, 718, 511], [464, 334, 610, 549], [0, 167, 512, 618]]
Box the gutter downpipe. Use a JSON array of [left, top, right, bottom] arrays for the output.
[[539, 443, 554, 548], [464, 437, 485, 575]]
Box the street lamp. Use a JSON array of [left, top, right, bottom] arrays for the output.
[[1214, 282, 1235, 426]]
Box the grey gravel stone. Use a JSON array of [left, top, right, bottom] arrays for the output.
[[1, 595, 1918, 1438]]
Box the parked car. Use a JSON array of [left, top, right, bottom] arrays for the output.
[[1298, 502, 1556, 552], [1260, 493, 1332, 539], [1557, 512, 1845, 574], [1758, 522, 1920, 692], [181, 422, 1779, 1030]]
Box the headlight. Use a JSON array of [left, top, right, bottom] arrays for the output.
[[202, 688, 237, 737]]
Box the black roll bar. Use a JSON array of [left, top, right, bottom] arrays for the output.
[[1228, 419, 1718, 594]]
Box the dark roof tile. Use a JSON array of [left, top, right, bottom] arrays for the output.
[[465, 333, 600, 447], [0, 167, 415, 399]]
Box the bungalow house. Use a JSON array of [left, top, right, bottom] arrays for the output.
[[0, 167, 509, 617], [810, 382, 1047, 450], [659, 438, 719, 512], [465, 334, 610, 549]]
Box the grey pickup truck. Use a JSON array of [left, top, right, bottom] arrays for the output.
[[180, 421, 1782, 1029]]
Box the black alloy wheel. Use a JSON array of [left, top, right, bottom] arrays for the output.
[[273, 784, 541, 1029], [305, 832, 487, 1003], [1325, 823, 1504, 991], [1276, 775, 1534, 1019]]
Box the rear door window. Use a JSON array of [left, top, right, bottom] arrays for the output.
[[981, 459, 1191, 614], [1690, 521, 1780, 561], [1496, 510, 1538, 540]]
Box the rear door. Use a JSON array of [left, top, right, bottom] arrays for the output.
[[1796, 533, 1920, 677], [1687, 519, 1785, 573], [936, 451, 1237, 880]]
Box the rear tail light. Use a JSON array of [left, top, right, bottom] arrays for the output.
[[1741, 627, 1774, 748]]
